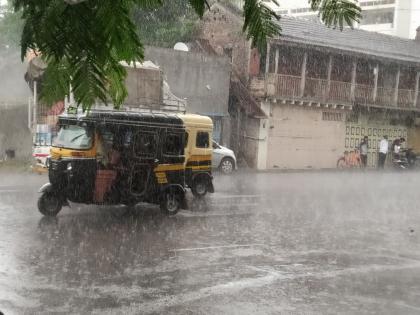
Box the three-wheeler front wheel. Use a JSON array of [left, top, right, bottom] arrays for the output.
[[38, 191, 63, 217], [160, 189, 182, 216]]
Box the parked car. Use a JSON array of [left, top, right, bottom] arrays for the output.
[[32, 145, 51, 168], [212, 140, 237, 174]]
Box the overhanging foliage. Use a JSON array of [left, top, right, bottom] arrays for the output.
[[11, 0, 361, 111]]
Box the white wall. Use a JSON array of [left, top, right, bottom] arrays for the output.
[[266, 105, 346, 169], [0, 51, 30, 104], [395, 0, 420, 39]]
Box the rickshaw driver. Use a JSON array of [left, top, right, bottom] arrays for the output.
[[96, 132, 110, 168]]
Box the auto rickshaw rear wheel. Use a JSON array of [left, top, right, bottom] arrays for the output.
[[38, 191, 63, 217], [160, 189, 181, 215]]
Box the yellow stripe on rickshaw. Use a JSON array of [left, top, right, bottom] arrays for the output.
[[188, 165, 212, 170], [154, 164, 185, 172], [187, 155, 212, 162]]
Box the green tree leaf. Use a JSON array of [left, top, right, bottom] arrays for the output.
[[8, 0, 361, 111]]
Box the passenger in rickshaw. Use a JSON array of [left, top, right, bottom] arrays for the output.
[[97, 131, 123, 170]]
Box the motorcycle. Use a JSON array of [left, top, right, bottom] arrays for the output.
[[393, 149, 420, 170]]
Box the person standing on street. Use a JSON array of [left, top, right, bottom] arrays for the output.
[[378, 135, 388, 169], [391, 137, 405, 161], [359, 136, 368, 168]]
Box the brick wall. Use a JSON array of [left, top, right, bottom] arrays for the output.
[[200, 3, 252, 82]]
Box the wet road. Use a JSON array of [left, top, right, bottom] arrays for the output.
[[1, 170, 420, 314]]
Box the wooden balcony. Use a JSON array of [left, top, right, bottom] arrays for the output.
[[250, 74, 420, 110]]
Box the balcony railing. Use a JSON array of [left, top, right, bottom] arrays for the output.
[[271, 75, 301, 99], [250, 73, 420, 109]]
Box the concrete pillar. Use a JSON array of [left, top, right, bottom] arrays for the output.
[[257, 101, 270, 170], [274, 47, 279, 74], [394, 68, 400, 106], [265, 42, 271, 74], [326, 55, 333, 100], [300, 52, 307, 98], [413, 72, 420, 107], [373, 64, 379, 102], [350, 60, 357, 101], [33, 80, 37, 131]]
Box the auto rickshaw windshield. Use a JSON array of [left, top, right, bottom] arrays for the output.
[[53, 124, 93, 150]]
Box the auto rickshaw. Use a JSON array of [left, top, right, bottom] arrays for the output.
[[180, 114, 214, 197], [38, 110, 187, 216]]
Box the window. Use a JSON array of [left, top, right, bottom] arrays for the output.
[[164, 133, 184, 155], [133, 132, 156, 156], [347, 112, 359, 123], [100, 130, 114, 145], [196, 132, 210, 148], [360, 8, 394, 25], [123, 130, 133, 148], [360, 0, 395, 7], [54, 124, 93, 150], [322, 112, 343, 122], [291, 7, 312, 14]]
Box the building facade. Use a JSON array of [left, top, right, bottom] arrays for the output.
[[201, 2, 420, 170], [0, 50, 32, 160], [200, 3, 267, 166], [232, 0, 420, 39], [144, 46, 232, 146]]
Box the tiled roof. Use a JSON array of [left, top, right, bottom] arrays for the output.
[[275, 16, 420, 64]]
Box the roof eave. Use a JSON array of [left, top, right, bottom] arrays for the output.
[[270, 36, 420, 67]]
